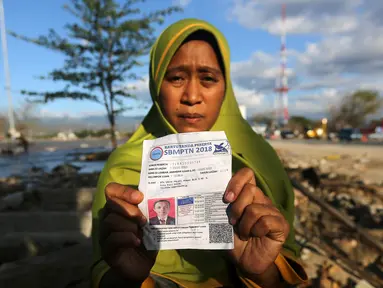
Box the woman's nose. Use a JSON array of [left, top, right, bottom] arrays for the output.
[[181, 77, 202, 105]]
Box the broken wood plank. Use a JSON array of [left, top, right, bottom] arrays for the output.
[[291, 178, 383, 255]]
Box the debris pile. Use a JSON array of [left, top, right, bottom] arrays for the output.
[[276, 149, 383, 288], [0, 150, 382, 287], [0, 164, 98, 288]]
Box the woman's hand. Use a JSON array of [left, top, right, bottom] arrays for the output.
[[99, 183, 157, 283], [224, 168, 290, 283]]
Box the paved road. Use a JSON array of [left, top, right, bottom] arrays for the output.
[[269, 139, 383, 184], [269, 138, 383, 147]]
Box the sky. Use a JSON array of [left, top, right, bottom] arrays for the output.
[[1, 0, 383, 120]]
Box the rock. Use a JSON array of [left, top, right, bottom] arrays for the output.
[[298, 160, 310, 169], [359, 158, 370, 164], [36, 187, 96, 211], [0, 232, 88, 264], [328, 265, 350, 286], [320, 158, 328, 165], [353, 163, 365, 170], [28, 166, 45, 177], [0, 211, 92, 237], [0, 182, 25, 196], [355, 280, 376, 288], [6, 177, 21, 185], [0, 241, 92, 288], [334, 193, 356, 210], [76, 188, 95, 211], [302, 167, 321, 188], [0, 191, 24, 211], [363, 179, 373, 185], [79, 210, 92, 238], [51, 164, 81, 176], [333, 238, 358, 255], [308, 186, 315, 193], [328, 172, 337, 179], [288, 162, 299, 169], [84, 151, 110, 161], [300, 247, 311, 261], [310, 159, 319, 166]]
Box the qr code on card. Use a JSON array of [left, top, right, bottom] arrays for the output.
[[209, 223, 233, 243]]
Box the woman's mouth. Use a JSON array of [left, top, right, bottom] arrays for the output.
[[179, 113, 204, 124]]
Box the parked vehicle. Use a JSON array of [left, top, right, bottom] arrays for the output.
[[338, 128, 354, 142], [368, 126, 383, 141], [337, 128, 365, 142], [351, 129, 363, 141], [280, 130, 295, 139]]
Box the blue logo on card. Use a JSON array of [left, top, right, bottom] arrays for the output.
[[150, 147, 163, 161], [213, 142, 229, 154]]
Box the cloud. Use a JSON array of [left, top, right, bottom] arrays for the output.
[[290, 88, 341, 115], [227, 0, 363, 35], [173, 0, 192, 8], [231, 50, 296, 93], [292, 100, 323, 114], [294, 77, 354, 91], [297, 31, 383, 77], [233, 84, 264, 108], [364, 0, 383, 26], [227, 1, 383, 94]]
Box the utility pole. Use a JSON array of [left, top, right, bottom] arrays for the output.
[[0, 0, 17, 138]]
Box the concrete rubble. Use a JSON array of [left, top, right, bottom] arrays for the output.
[[0, 164, 98, 288], [0, 153, 382, 287], [276, 148, 383, 288]]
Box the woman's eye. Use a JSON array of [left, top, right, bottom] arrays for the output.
[[202, 76, 217, 82], [170, 76, 183, 82]]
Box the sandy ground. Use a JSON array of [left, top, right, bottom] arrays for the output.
[[269, 140, 383, 184]]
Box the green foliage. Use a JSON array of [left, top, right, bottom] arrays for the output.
[[329, 90, 382, 128], [75, 128, 110, 138], [34, 132, 59, 139], [10, 0, 181, 147], [369, 118, 383, 127], [250, 114, 273, 126], [289, 116, 314, 127]]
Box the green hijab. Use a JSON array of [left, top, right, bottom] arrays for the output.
[[92, 18, 299, 284]]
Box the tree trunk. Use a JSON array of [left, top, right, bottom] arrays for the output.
[[109, 114, 117, 149]]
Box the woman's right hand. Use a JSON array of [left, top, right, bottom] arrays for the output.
[[99, 183, 157, 283]]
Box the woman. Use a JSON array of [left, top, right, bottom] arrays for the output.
[[91, 18, 307, 288]]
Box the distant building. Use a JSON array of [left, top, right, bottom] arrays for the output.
[[55, 131, 78, 141]]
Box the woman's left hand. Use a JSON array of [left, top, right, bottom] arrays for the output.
[[224, 167, 290, 277]]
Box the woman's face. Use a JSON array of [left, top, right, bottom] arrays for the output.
[[159, 39, 225, 133]]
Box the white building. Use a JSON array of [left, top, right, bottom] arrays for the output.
[[56, 131, 78, 141]]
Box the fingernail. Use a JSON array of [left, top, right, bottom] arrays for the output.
[[135, 237, 141, 246], [140, 216, 147, 227], [131, 190, 142, 202], [225, 191, 234, 202], [229, 217, 236, 225]]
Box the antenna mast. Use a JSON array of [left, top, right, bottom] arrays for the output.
[[275, 3, 289, 126]]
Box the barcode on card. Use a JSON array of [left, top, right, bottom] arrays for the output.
[[209, 223, 233, 243]]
